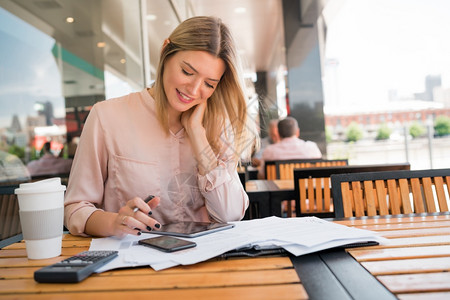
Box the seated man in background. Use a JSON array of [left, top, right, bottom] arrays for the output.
[[251, 119, 280, 167], [258, 116, 322, 178], [27, 142, 73, 177]]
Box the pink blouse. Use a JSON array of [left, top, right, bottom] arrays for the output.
[[64, 90, 249, 236]]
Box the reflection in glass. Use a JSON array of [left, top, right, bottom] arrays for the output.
[[0, 0, 145, 181]]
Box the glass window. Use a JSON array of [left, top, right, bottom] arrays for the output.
[[145, 0, 181, 79], [0, 0, 144, 181]]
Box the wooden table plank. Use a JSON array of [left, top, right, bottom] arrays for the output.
[[333, 214, 450, 226], [348, 245, 450, 261], [3, 240, 91, 250], [0, 257, 294, 279], [0, 256, 290, 270], [0, 284, 308, 300], [1, 234, 86, 251], [0, 269, 300, 294], [107, 257, 294, 274], [0, 256, 72, 268], [0, 266, 36, 279], [273, 180, 294, 190], [378, 227, 450, 238], [360, 235, 450, 248], [0, 247, 88, 258], [245, 180, 293, 192], [350, 220, 450, 231], [377, 273, 450, 293], [397, 291, 450, 300], [361, 257, 450, 275]]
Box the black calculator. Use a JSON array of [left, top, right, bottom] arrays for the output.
[[34, 250, 118, 283]]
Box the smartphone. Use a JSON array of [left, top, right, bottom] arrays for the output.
[[138, 236, 197, 252]]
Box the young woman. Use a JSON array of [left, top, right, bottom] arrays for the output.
[[64, 16, 257, 237]]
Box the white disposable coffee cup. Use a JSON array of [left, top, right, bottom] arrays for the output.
[[15, 178, 66, 259]]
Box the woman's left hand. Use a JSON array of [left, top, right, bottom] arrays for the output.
[[181, 100, 217, 175], [181, 100, 207, 134]]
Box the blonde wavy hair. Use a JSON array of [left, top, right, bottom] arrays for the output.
[[153, 16, 257, 162]]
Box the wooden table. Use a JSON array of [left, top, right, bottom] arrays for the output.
[[333, 212, 450, 299], [1, 213, 449, 299], [0, 234, 307, 299], [245, 180, 295, 219]]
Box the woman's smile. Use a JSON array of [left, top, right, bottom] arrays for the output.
[[176, 89, 194, 103]]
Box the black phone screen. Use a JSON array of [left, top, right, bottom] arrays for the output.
[[138, 236, 197, 252]]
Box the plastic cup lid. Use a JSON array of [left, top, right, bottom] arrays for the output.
[[15, 177, 66, 194]]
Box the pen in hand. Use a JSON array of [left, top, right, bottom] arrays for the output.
[[133, 195, 155, 213]]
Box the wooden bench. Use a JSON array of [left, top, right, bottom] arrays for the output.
[[293, 163, 411, 218], [331, 168, 450, 217], [265, 159, 348, 180]]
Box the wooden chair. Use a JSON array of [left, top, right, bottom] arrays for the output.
[[0, 184, 22, 248], [294, 163, 411, 218], [265, 159, 348, 180], [331, 168, 450, 218]]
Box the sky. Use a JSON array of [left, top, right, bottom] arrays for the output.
[[323, 0, 450, 107], [0, 8, 65, 129]]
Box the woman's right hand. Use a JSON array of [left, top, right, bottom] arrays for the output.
[[114, 196, 161, 237]]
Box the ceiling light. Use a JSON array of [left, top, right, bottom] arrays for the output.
[[120, 58, 126, 64], [66, 17, 74, 23], [234, 7, 246, 14], [97, 42, 106, 48], [146, 14, 157, 21]]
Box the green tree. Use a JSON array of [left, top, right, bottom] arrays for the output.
[[376, 123, 392, 140], [409, 122, 426, 138], [8, 144, 25, 159], [325, 126, 332, 143], [346, 122, 363, 142], [434, 115, 450, 136]]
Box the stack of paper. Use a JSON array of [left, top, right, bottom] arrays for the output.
[[90, 216, 388, 272]]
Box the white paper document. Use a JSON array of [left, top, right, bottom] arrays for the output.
[[90, 216, 388, 272]]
